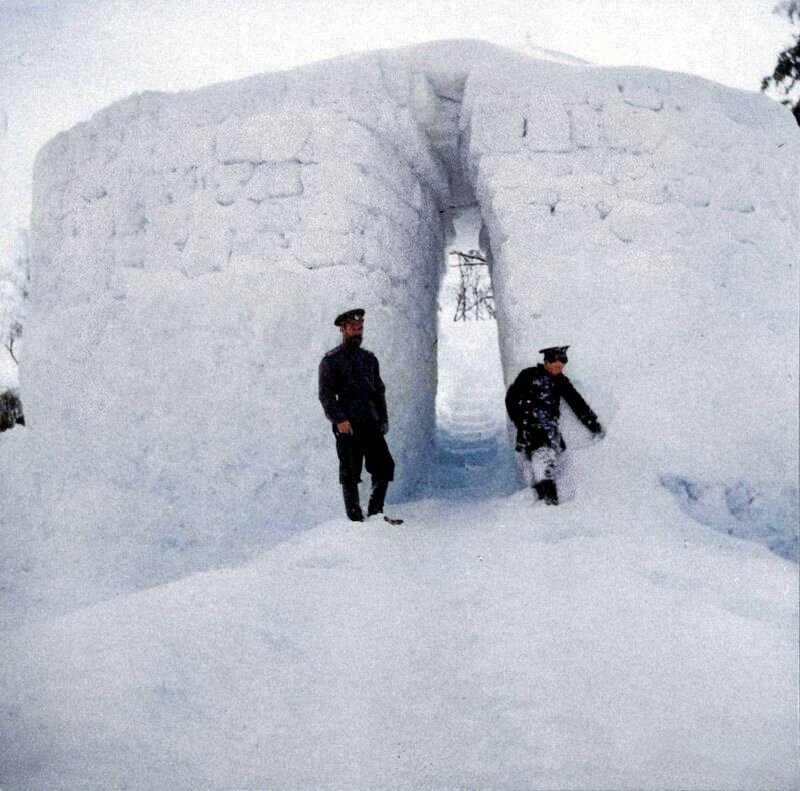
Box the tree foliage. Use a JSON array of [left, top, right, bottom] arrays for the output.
[[762, 1, 800, 126]]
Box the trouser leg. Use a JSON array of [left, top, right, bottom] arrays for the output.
[[363, 425, 395, 516], [530, 445, 559, 505], [367, 480, 389, 516], [335, 430, 365, 521], [341, 482, 364, 521]]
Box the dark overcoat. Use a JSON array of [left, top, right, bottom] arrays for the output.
[[318, 344, 388, 428], [505, 364, 599, 452]]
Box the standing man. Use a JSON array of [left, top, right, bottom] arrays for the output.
[[505, 346, 603, 505], [319, 308, 396, 522]]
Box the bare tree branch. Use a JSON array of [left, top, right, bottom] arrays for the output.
[[449, 250, 495, 321], [6, 338, 19, 365]]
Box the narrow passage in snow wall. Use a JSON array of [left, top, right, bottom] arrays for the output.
[[6, 41, 799, 612]]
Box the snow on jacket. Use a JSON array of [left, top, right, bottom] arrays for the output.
[[505, 364, 599, 451], [319, 344, 388, 427]]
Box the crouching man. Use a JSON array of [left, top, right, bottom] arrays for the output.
[[505, 346, 603, 505], [319, 308, 396, 522]]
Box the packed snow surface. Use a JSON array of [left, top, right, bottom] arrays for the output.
[[1, 495, 797, 789]]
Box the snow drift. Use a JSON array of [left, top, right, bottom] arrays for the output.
[[2, 497, 797, 789], [1, 40, 798, 616]]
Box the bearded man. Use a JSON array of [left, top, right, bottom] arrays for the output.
[[319, 308, 396, 522]]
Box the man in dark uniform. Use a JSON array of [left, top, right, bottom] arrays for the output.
[[319, 308, 396, 522], [505, 345, 603, 505]]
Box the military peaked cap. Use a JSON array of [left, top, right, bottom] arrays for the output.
[[539, 345, 569, 361], [334, 308, 365, 327]]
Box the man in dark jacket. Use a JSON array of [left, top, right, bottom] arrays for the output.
[[319, 308, 395, 521], [505, 345, 603, 505]]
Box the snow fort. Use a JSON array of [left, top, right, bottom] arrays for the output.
[[3, 40, 798, 613]]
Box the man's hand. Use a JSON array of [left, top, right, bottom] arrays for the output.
[[337, 420, 353, 435], [585, 418, 604, 439], [380, 421, 389, 435]]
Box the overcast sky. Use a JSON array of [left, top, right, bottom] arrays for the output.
[[0, 0, 794, 254]]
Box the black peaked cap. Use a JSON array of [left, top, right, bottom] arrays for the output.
[[334, 308, 365, 327], [539, 345, 570, 360]]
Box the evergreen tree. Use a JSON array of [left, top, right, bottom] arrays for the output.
[[762, 1, 800, 126]]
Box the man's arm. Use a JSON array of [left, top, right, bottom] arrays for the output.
[[561, 376, 603, 435], [319, 356, 347, 425], [505, 371, 524, 425], [372, 356, 388, 430]]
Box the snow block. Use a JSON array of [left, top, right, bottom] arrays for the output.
[[469, 59, 799, 562], [4, 40, 799, 617]]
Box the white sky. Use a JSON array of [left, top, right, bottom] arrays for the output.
[[0, 0, 794, 254]]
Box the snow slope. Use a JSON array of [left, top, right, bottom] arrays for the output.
[[1, 495, 797, 789]]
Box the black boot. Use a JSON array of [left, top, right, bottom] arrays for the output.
[[342, 483, 364, 521], [534, 479, 559, 505], [367, 480, 389, 517]]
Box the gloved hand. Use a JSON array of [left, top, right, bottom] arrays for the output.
[[585, 418, 604, 437]]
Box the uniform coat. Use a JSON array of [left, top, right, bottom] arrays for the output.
[[319, 344, 394, 485], [505, 364, 600, 453], [319, 344, 388, 428]]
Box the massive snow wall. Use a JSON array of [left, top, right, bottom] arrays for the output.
[[3, 40, 798, 614]]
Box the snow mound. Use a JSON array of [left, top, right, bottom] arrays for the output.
[[2, 40, 798, 617], [1, 495, 797, 788]]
